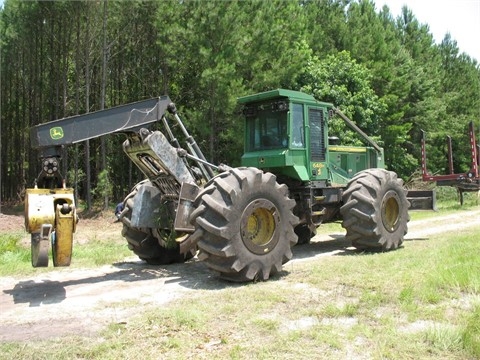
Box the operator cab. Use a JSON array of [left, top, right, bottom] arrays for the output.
[[239, 89, 384, 185], [242, 93, 318, 153], [239, 89, 333, 182]]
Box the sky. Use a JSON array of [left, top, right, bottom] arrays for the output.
[[375, 0, 480, 62]]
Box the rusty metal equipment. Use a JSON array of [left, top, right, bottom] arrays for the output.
[[24, 185, 77, 267], [421, 121, 480, 205], [406, 189, 438, 211]]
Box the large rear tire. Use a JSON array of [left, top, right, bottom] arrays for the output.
[[189, 167, 298, 282], [340, 168, 409, 251], [120, 181, 190, 265]]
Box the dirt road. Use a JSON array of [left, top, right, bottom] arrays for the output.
[[1, 209, 479, 342]]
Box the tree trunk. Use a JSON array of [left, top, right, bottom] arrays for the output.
[[101, 0, 109, 209], [85, 5, 92, 209]]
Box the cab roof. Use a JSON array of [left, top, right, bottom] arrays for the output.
[[237, 89, 333, 108]]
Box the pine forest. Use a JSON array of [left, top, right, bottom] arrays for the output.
[[1, 0, 479, 208]]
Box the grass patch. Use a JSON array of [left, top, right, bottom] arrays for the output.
[[3, 223, 479, 359], [0, 232, 34, 276], [435, 186, 479, 210], [462, 305, 480, 358], [71, 240, 133, 267], [0, 232, 23, 253], [1, 202, 479, 359], [425, 325, 464, 353], [0, 232, 132, 277]]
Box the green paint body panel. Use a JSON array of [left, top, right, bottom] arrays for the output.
[[328, 146, 385, 182], [239, 89, 385, 185]]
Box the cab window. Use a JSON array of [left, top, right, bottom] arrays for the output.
[[245, 102, 288, 151], [291, 103, 304, 148]]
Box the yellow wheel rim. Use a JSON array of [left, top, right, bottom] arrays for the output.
[[241, 199, 280, 254], [245, 207, 275, 247], [382, 191, 400, 232]]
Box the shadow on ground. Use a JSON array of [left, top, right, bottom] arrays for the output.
[[2, 258, 236, 307], [3, 231, 401, 307]]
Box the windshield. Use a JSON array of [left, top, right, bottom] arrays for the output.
[[245, 104, 288, 151]]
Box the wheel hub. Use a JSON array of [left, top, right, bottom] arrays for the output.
[[241, 199, 280, 255], [381, 190, 400, 232]]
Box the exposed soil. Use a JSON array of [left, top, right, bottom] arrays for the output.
[[1, 208, 479, 342], [0, 213, 24, 232]]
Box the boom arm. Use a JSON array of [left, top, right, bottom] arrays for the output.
[[333, 108, 382, 153], [30, 95, 216, 189], [31, 96, 172, 153]]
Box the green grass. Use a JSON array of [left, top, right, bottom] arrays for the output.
[[1, 197, 479, 359], [462, 305, 480, 356], [435, 186, 479, 209], [0, 232, 32, 276], [0, 232, 132, 277], [2, 221, 479, 359], [70, 240, 133, 267]]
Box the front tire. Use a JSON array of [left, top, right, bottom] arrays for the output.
[[120, 181, 190, 265], [189, 167, 298, 282], [340, 169, 409, 251]]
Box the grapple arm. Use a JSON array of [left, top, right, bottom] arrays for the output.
[[30, 97, 172, 151]]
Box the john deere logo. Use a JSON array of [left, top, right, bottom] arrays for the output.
[[50, 127, 64, 140]]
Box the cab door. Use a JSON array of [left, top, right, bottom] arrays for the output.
[[308, 107, 327, 180]]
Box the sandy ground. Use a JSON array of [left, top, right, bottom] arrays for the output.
[[1, 209, 479, 342]]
